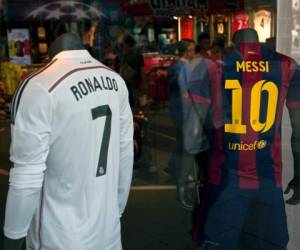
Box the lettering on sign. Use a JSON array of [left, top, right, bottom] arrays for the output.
[[149, 0, 208, 16]]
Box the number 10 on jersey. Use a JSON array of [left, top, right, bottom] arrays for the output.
[[225, 79, 278, 134]]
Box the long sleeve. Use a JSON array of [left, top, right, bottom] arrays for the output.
[[4, 81, 52, 239], [118, 84, 134, 216]]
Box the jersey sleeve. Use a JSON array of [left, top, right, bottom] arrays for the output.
[[118, 80, 134, 216], [4, 80, 52, 239], [188, 59, 215, 106], [9, 81, 52, 188], [287, 62, 300, 109]]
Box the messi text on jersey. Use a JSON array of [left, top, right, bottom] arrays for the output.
[[70, 76, 119, 101], [236, 61, 269, 73]]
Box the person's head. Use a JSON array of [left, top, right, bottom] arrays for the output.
[[177, 39, 195, 60], [211, 36, 225, 53], [232, 28, 259, 45], [122, 34, 136, 50], [197, 33, 210, 53]]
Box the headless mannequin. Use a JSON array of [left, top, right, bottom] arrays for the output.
[[189, 29, 300, 250], [48, 32, 84, 59], [187, 28, 300, 204], [186, 29, 261, 154], [3, 32, 84, 250], [232, 28, 259, 44], [232, 29, 300, 204]]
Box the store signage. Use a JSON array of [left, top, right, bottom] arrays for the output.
[[180, 17, 193, 39], [149, 0, 208, 16], [7, 29, 31, 66], [225, 0, 241, 8]]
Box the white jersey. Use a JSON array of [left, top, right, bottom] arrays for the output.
[[4, 50, 134, 250]]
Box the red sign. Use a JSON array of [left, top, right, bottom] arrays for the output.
[[232, 11, 249, 33], [180, 17, 193, 40]]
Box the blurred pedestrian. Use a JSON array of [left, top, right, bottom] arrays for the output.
[[209, 36, 225, 61], [189, 33, 211, 71], [195, 33, 211, 58], [165, 39, 196, 210], [119, 34, 147, 108], [103, 44, 118, 70]]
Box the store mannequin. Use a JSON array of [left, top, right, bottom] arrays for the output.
[[185, 28, 262, 157], [188, 28, 300, 202], [3, 32, 84, 250], [232, 28, 259, 44], [188, 28, 300, 250], [233, 28, 300, 204], [48, 32, 84, 59]]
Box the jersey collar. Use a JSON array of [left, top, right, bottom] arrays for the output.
[[52, 49, 91, 60]]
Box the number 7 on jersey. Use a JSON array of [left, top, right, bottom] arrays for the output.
[[91, 105, 112, 177]]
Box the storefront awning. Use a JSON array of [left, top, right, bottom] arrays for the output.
[[112, 0, 245, 16]]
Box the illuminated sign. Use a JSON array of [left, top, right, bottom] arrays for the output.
[[253, 9, 272, 43], [232, 11, 249, 33], [293, 0, 300, 11], [215, 15, 227, 35], [180, 17, 193, 39]]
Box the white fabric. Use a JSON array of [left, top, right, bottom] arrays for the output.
[[4, 50, 133, 250], [4, 187, 41, 240]]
